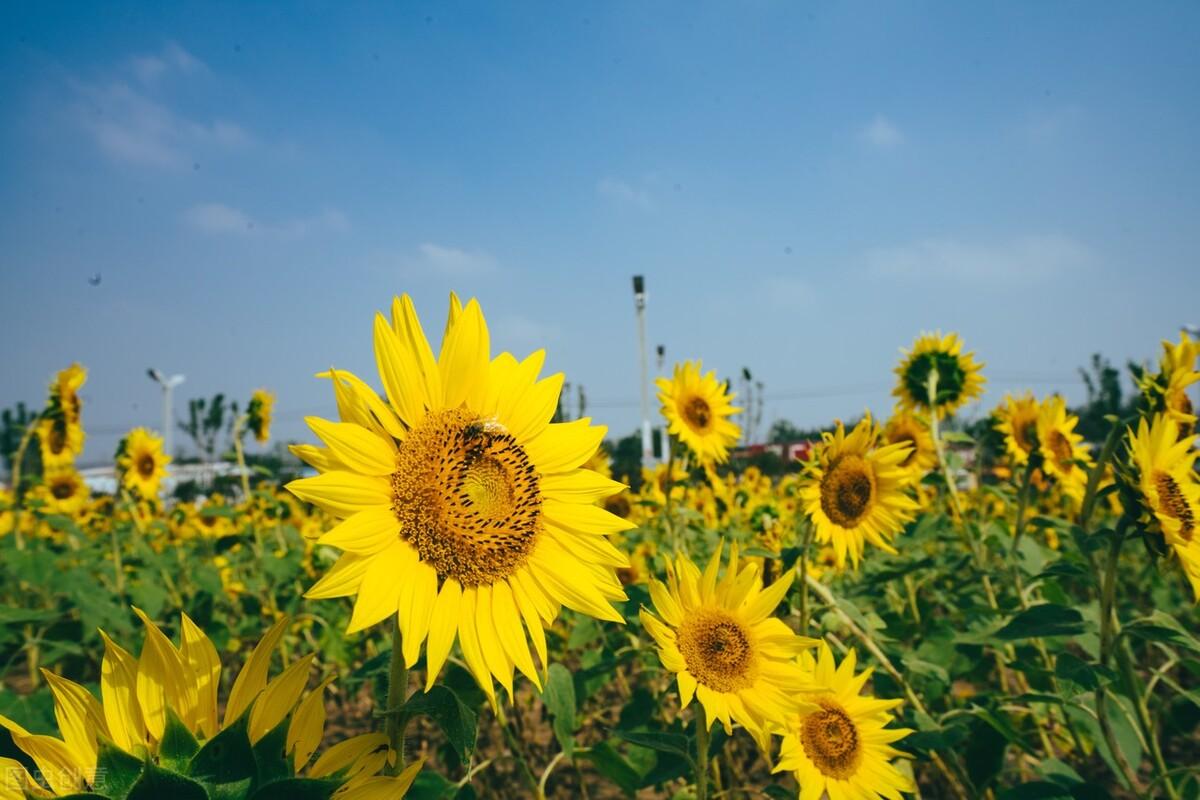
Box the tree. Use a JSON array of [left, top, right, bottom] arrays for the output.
[[1073, 353, 1139, 442]]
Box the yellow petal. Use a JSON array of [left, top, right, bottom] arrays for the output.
[[523, 419, 607, 474], [289, 443, 345, 473], [491, 580, 540, 689], [347, 544, 410, 634], [287, 472, 391, 519], [319, 508, 402, 555], [374, 314, 427, 426], [180, 613, 221, 739], [540, 470, 626, 504], [0, 717, 82, 795], [309, 732, 388, 778], [473, 586, 514, 699], [392, 294, 442, 409], [41, 670, 105, 772], [225, 614, 290, 727], [504, 373, 562, 443], [399, 560, 438, 668], [438, 299, 489, 410], [249, 654, 314, 743], [132, 607, 192, 742], [336, 757, 425, 800], [543, 498, 635, 536], [306, 417, 397, 476], [509, 574, 548, 674], [287, 675, 334, 770], [99, 630, 146, 753], [424, 579, 463, 690], [456, 589, 496, 704], [306, 552, 373, 599]]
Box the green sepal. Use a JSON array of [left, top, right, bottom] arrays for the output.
[[248, 777, 341, 800], [159, 707, 201, 772], [93, 735, 145, 800], [250, 715, 295, 788], [187, 708, 257, 787], [125, 762, 208, 800]]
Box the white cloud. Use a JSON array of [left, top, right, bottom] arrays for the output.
[[761, 276, 815, 307], [865, 234, 1091, 285], [412, 243, 498, 276], [183, 203, 349, 238], [130, 42, 206, 84], [597, 176, 655, 211], [859, 115, 904, 149]]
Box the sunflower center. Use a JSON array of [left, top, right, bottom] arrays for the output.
[[683, 396, 714, 432], [820, 455, 876, 528], [1015, 419, 1038, 454], [890, 432, 918, 468], [903, 351, 966, 409], [137, 454, 157, 479], [676, 609, 757, 692], [800, 701, 862, 779], [47, 425, 67, 455], [390, 408, 541, 587], [1046, 431, 1074, 469], [51, 479, 74, 500], [1155, 471, 1195, 542]]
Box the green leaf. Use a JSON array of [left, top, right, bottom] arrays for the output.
[[580, 740, 640, 797], [540, 663, 577, 756], [405, 770, 457, 800], [401, 685, 477, 766], [995, 604, 1085, 640], [1122, 610, 1200, 653], [126, 762, 208, 800], [1054, 653, 1115, 693], [998, 782, 1073, 799], [614, 730, 691, 762], [159, 708, 200, 772], [0, 605, 60, 625], [248, 777, 341, 800], [94, 739, 145, 799]]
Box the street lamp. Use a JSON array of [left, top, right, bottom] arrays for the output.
[[1183, 324, 1199, 338], [633, 276, 653, 467], [147, 368, 186, 458]]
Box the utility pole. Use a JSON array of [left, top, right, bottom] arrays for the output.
[[147, 369, 186, 457], [633, 276, 654, 467]]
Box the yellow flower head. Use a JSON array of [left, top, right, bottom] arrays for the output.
[[0, 612, 423, 797], [800, 416, 919, 569], [37, 417, 83, 471], [1139, 332, 1200, 438], [656, 360, 742, 464], [248, 388, 276, 443], [640, 541, 818, 742], [994, 392, 1042, 465], [1036, 396, 1092, 501], [1127, 414, 1200, 599], [881, 409, 937, 481], [34, 468, 91, 517], [118, 428, 171, 499], [287, 293, 632, 703], [893, 332, 986, 419], [48, 363, 87, 428], [776, 643, 916, 799]]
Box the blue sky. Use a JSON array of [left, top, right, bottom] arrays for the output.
[[2, 2, 1198, 463]]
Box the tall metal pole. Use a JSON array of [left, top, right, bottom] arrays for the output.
[[148, 369, 185, 457], [633, 276, 653, 466]]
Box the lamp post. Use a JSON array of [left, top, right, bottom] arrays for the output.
[[633, 276, 654, 467], [147, 369, 186, 457]]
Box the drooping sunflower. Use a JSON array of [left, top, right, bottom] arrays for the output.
[[776, 643, 915, 800], [639, 542, 818, 743], [118, 427, 171, 498], [35, 468, 91, 516], [248, 388, 276, 443], [994, 392, 1042, 465], [1035, 396, 1091, 501], [0, 612, 421, 798], [656, 360, 742, 464], [287, 293, 632, 702], [37, 417, 83, 471], [800, 417, 919, 569], [1127, 414, 1200, 599], [892, 332, 986, 419], [881, 409, 937, 482]]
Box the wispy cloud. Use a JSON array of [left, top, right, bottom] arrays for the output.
[[865, 234, 1091, 285], [65, 43, 251, 169], [183, 203, 349, 238], [859, 115, 904, 149], [411, 243, 498, 276], [597, 176, 655, 211]]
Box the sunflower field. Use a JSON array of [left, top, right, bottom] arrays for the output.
[[3, 293, 1200, 800]]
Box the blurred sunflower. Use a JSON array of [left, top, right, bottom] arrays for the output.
[[1139, 332, 1199, 438], [288, 293, 631, 702], [657, 360, 742, 464], [0, 488, 14, 536], [35, 469, 90, 516], [1036, 397, 1091, 501], [881, 410, 936, 481], [776, 644, 915, 800], [48, 363, 86, 428], [994, 392, 1042, 465], [248, 388, 276, 443], [0, 612, 421, 798], [118, 428, 171, 499], [893, 332, 985, 419], [800, 417, 919, 569], [640, 542, 818, 743], [1127, 414, 1200, 598], [37, 417, 82, 471]]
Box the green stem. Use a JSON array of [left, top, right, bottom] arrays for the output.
[[110, 524, 126, 598], [385, 618, 409, 772], [1095, 520, 1143, 792], [663, 436, 679, 554], [232, 414, 252, 502], [497, 702, 539, 794], [797, 519, 812, 635], [694, 710, 710, 800], [1010, 457, 1037, 556], [8, 417, 40, 551], [1116, 642, 1180, 800]]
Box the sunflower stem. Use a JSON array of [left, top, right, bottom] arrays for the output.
[[7, 415, 40, 551], [497, 701, 540, 794], [232, 413, 252, 502], [385, 617, 409, 772], [693, 710, 711, 800], [797, 518, 813, 635]]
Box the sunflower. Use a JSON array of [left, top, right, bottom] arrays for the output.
[[776, 643, 915, 800], [893, 332, 986, 419], [639, 542, 818, 744], [35, 469, 90, 516], [1139, 333, 1200, 438], [0, 612, 421, 798], [118, 428, 171, 499], [1035, 397, 1091, 501], [994, 392, 1042, 465], [657, 360, 742, 464], [1127, 414, 1200, 598], [881, 410, 937, 481], [48, 363, 86, 428], [37, 417, 82, 471], [248, 388, 276, 443], [800, 417, 919, 569], [287, 293, 631, 702]]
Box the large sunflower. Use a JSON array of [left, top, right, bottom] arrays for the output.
[[1035, 397, 1091, 501], [1128, 414, 1200, 598], [892, 332, 986, 419], [639, 542, 818, 743], [287, 293, 632, 702], [118, 428, 171, 499], [800, 417, 918, 569], [994, 392, 1041, 465], [776, 644, 915, 800], [657, 361, 742, 464], [0, 612, 420, 798], [881, 409, 936, 482]]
